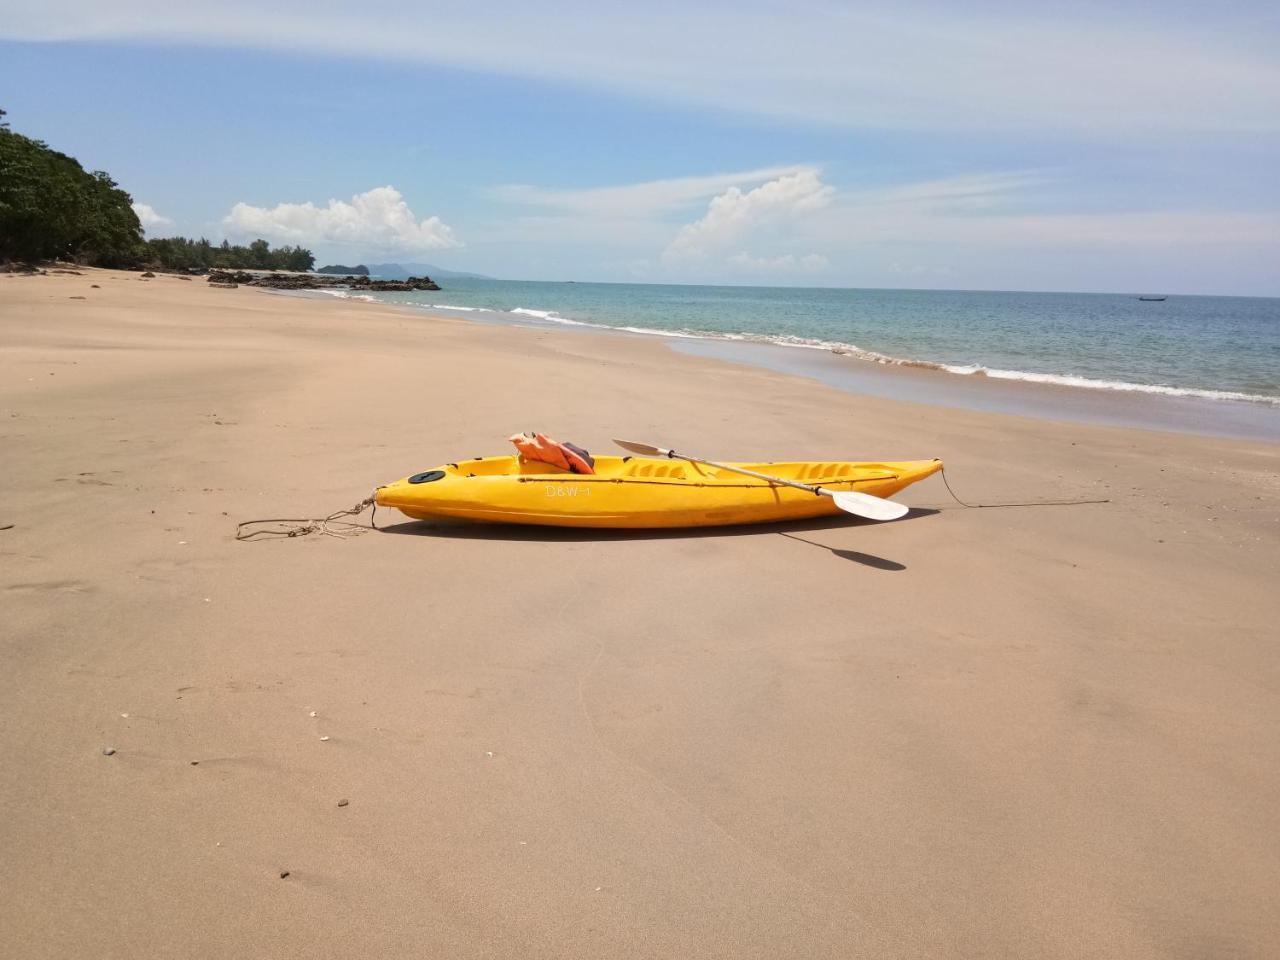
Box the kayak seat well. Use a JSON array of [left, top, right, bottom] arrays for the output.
[[624, 461, 688, 479], [802, 462, 858, 481]]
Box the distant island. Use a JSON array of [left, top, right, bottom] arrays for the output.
[[318, 264, 369, 275], [367, 262, 493, 280]]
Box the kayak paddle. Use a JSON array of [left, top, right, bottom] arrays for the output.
[[612, 439, 910, 522]]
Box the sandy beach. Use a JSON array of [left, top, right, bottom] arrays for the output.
[[2, 268, 1278, 958]]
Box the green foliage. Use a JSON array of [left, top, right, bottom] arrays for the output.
[[317, 263, 369, 275], [0, 110, 315, 273], [0, 111, 144, 266], [142, 235, 315, 272]]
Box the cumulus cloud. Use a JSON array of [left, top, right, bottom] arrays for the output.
[[222, 186, 460, 252], [663, 170, 834, 262], [131, 202, 171, 229]]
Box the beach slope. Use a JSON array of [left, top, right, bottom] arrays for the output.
[[2, 270, 1278, 958]]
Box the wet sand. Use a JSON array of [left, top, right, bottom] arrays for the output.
[[2, 268, 1278, 958]]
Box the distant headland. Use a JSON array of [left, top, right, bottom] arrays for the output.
[[317, 264, 370, 275], [0, 110, 477, 288]]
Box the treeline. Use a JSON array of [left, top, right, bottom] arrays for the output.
[[0, 109, 143, 267], [0, 109, 315, 272], [144, 236, 314, 272]]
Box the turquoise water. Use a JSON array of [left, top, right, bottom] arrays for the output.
[[329, 280, 1280, 405]]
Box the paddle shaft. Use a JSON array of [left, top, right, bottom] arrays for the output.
[[612, 438, 910, 521], [662, 448, 835, 498]]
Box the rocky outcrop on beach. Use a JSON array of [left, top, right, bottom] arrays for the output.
[[206, 271, 440, 291], [363, 276, 441, 291]]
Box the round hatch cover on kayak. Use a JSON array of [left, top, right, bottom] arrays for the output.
[[409, 470, 446, 484]]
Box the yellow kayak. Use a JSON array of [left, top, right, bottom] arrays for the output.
[[376, 454, 942, 528]]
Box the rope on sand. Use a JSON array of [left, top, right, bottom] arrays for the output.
[[235, 492, 380, 541], [938, 465, 1109, 509], [232, 467, 1109, 541]]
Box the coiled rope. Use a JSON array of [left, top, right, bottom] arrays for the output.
[[235, 491, 380, 541]]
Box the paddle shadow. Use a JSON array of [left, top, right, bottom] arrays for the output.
[[776, 532, 907, 570]]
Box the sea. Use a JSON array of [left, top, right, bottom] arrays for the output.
[[316, 279, 1280, 439]]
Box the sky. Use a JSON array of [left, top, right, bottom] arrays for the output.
[[2, 1, 1278, 294]]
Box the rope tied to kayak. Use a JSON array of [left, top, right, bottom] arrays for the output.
[[937, 465, 1109, 509], [235, 491, 380, 541]]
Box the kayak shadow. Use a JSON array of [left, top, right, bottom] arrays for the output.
[[377, 507, 937, 570]]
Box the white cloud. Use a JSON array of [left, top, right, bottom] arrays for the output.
[[471, 165, 1279, 288], [914, 211, 1280, 249], [889, 262, 956, 279], [664, 170, 834, 262], [844, 172, 1047, 211], [805, 173, 1280, 250], [5, 3, 1278, 135], [222, 186, 460, 252], [490, 165, 811, 218], [728, 252, 829, 272], [131, 202, 171, 229]]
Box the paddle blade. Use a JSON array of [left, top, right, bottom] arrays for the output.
[[613, 438, 666, 456], [831, 490, 910, 522]]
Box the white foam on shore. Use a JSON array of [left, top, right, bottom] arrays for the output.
[[319, 289, 378, 303], [509, 307, 590, 326], [617, 325, 711, 340], [948, 366, 1280, 405], [398, 297, 1280, 407]]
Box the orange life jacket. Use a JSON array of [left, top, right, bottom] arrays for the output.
[[508, 432, 595, 474]]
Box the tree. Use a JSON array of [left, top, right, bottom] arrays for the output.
[[140, 234, 315, 272], [0, 110, 143, 265], [284, 245, 315, 272], [249, 239, 272, 269]]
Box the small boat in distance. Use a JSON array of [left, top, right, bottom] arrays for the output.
[[1138, 296, 1167, 301]]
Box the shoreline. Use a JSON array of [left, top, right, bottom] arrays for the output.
[[672, 337, 1280, 443], [297, 288, 1280, 443], [4, 269, 1279, 959]]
